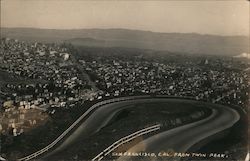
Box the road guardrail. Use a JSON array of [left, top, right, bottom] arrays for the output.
[[92, 124, 161, 161], [17, 96, 151, 161]]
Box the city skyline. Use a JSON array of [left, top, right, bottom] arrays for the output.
[[1, 0, 249, 36]]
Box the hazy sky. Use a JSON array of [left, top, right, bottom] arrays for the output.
[[1, 0, 249, 36]]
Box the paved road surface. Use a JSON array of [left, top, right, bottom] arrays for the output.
[[117, 104, 240, 161], [43, 98, 166, 159], [42, 98, 240, 161]]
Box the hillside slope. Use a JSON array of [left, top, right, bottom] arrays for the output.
[[1, 28, 249, 56]]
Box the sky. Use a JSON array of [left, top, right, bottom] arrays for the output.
[[1, 0, 249, 36]]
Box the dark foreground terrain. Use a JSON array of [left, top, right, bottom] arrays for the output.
[[43, 98, 245, 161]]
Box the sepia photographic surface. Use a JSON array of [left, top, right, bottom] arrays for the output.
[[0, 1, 249, 161]]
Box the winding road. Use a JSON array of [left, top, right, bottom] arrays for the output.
[[19, 96, 240, 161], [117, 104, 240, 161], [43, 98, 168, 158]]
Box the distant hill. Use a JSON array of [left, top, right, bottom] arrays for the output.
[[1, 28, 249, 56], [65, 38, 106, 47]]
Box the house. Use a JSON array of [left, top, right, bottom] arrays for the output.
[[3, 100, 13, 108]]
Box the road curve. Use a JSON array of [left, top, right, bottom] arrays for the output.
[[43, 98, 165, 158], [42, 97, 239, 161], [117, 104, 240, 161]]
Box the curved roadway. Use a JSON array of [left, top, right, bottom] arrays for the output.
[[44, 98, 167, 158], [117, 103, 240, 161], [42, 98, 240, 161]]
